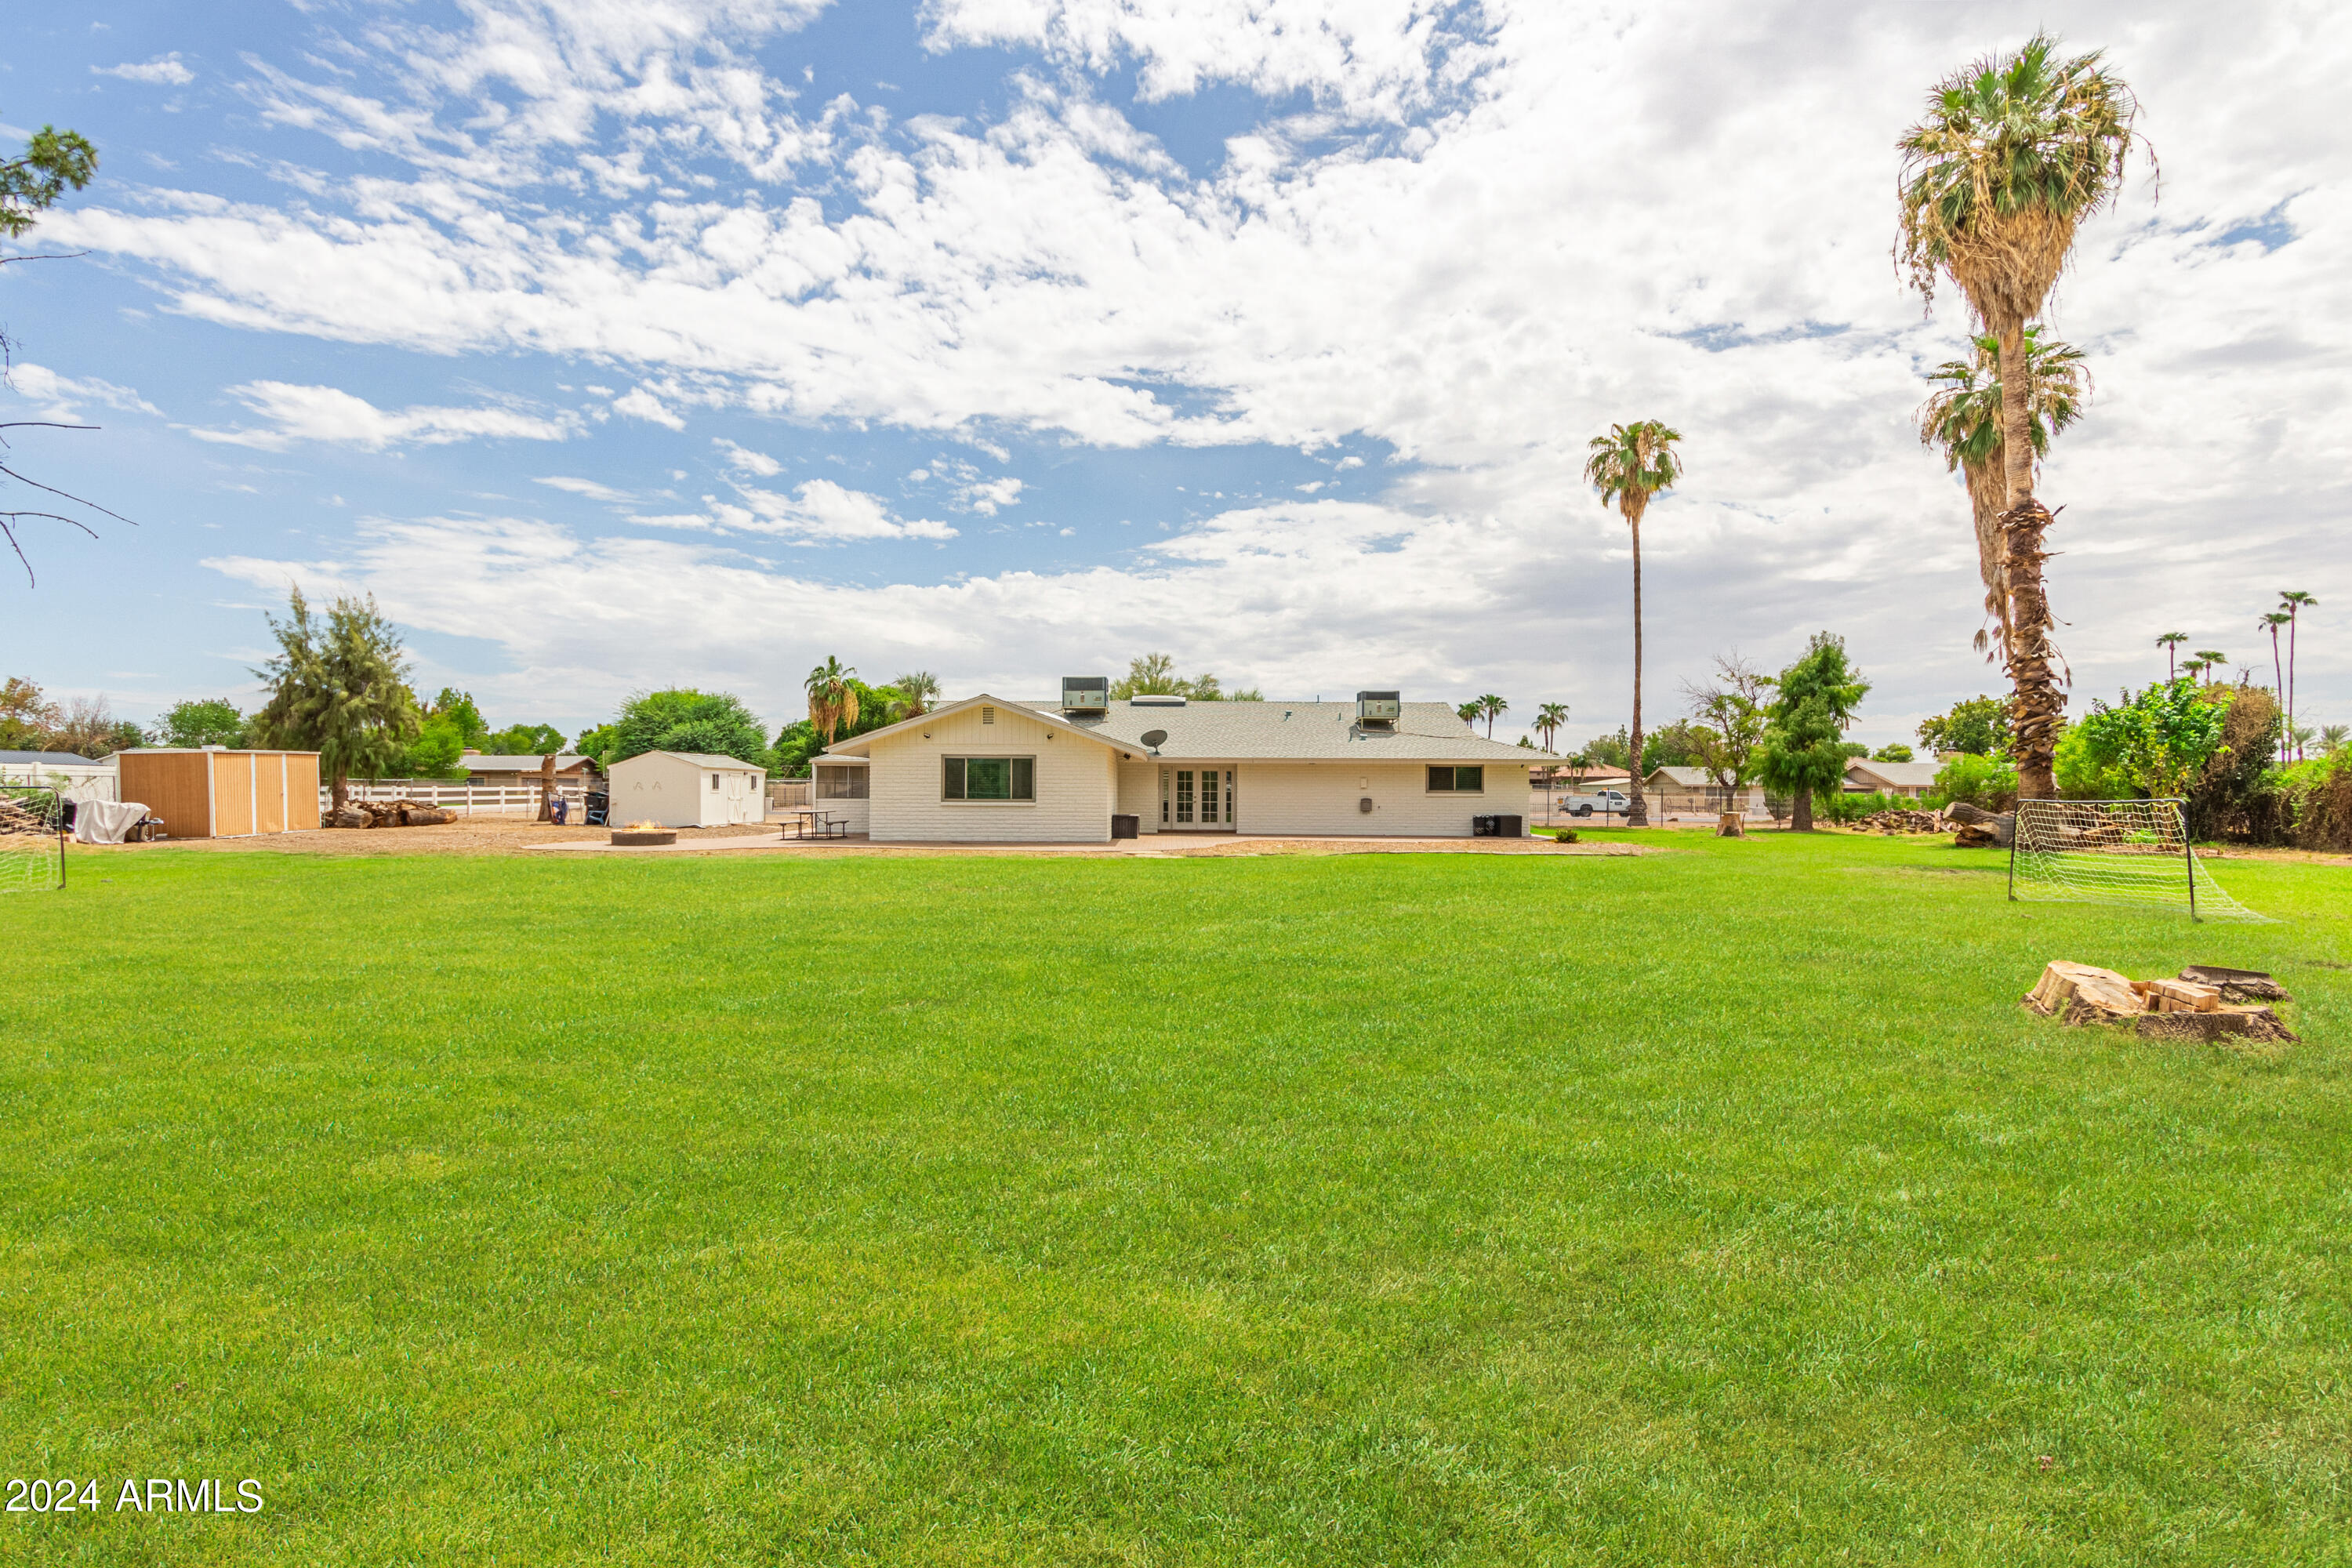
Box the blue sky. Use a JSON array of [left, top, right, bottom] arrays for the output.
[[4, 1, 2345, 749]]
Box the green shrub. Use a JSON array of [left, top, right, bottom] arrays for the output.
[[1932, 752, 2017, 811]]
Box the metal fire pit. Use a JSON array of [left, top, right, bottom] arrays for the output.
[[610, 828, 677, 847]]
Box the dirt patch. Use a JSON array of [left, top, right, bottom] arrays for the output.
[[85, 815, 779, 858]]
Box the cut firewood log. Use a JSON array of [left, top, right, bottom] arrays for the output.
[[2024, 960, 2143, 1022], [396, 804, 456, 826], [1947, 801, 2016, 848], [2180, 965, 2289, 1002], [2138, 978, 2222, 1014], [323, 806, 369, 829]]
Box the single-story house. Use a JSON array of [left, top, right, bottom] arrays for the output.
[[1844, 759, 1943, 798], [456, 752, 600, 784], [607, 751, 768, 827], [0, 750, 112, 787], [1642, 766, 1767, 816], [810, 688, 1556, 844]]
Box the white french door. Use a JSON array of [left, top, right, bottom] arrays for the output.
[[1160, 766, 1236, 829]]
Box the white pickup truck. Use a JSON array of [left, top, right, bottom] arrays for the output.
[[1557, 789, 1630, 818]]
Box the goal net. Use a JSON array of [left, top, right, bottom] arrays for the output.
[[0, 787, 65, 895], [2010, 797, 2263, 922]]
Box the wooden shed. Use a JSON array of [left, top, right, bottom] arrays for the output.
[[117, 749, 322, 839]]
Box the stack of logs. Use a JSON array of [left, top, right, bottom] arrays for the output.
[[0, 797, 53, 834], [324, 799, 459, 829], [2024, 961, 2297, 1042], [1846, 806, 1951, 835], [1835, 800, 2016, 848]]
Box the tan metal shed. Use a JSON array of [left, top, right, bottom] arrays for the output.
[[116, 749, 323, 839]]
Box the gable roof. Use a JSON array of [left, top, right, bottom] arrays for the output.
[[457, 753, 594, 772], [616, 750, 765, 771], [829, 695, 1559, 764], [1845, 760, 1942, 788], [1644, 766, 1727, 787], [0, 750, 104, 766]]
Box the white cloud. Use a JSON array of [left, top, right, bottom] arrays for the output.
[[714, 437, 782, 476], [189, 383, 581, 450], [4, 363, 162, 423], [731, 478, 958, 541], [920, 0, 1490, 119], [533, 475, 633, 503], [38, 2, 2352, 729], [612, 387, 685, 430], [94, 54, 194, 85]]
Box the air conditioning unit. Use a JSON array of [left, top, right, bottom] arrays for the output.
[[1356, 690, 1401, 728], [1062, 676, 1109, 713]]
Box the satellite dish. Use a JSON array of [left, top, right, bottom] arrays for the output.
[[1140, 728, 1168, 750]]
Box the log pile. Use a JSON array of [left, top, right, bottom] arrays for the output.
[[1846, 806, 1949, 835], [325, 799, 459, 829], [0, 798, 54, 834], [2023, 960, 2297, 1042], [1945, 801, 2015, 848]]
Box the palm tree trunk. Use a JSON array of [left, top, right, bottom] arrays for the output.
[[1996, 318, 2061, 802], [2287, 612, 2299, 757], [1625, 506, 1647, 828], [1962, 456, 2009, 658], [2271, 633, 2287, 764]]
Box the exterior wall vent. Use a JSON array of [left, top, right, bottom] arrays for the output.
[[1356, 690, 1401, 728], [1061, 677, 1109, 713], [1131, 694, 1187, 707]]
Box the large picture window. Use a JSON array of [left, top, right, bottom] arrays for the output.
[[1426, 765, 1485, 793], [942, 756, 1035, 801]]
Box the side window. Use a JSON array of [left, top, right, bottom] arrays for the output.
[[1427, 766, 1483, 793], [710, 774, 720, 790]]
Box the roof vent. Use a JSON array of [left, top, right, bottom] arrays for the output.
[[1061, 676, 1109, 713], [1356, 690, 1401, 728], [1131, 693, 1187, 707]]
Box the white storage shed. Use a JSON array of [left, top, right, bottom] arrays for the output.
[[606, 751, 768, 828]]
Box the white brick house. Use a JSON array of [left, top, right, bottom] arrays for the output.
[[813, 689, 1555, 844]]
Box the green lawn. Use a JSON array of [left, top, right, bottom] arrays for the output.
[[5, 832, 2349, 1565]]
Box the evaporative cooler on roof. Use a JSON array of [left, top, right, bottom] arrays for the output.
[[1356, 691, 1401, 728], [1062, 677, 1109, 713]]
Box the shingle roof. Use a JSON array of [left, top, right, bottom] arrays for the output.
[[1063, 699, 1553, 761], [0, 750, 103, 766], [831, 696, 1558, 764], [1845, 760, 1943, 788], [459, 753, 593, 771]]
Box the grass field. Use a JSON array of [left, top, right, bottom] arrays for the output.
[[5, 831, 2350, 1565]]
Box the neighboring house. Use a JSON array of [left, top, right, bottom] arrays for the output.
[[1642, 766, 1767, 816], [1843, 760, 1943, 798], [814, 688, 1555, 844], [455, 752, 600, 785], [1, 750, 120, 803], [606, 751, 768, 827]]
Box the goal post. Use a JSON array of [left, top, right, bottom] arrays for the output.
[[2008, 797, 2263, 923], [0, 786, 67, 895]]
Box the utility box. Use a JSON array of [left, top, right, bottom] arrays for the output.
[[116, 749, 323, 840], [1472, 814, 1524, 838]]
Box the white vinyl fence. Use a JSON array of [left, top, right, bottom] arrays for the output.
[[332, 779, 593, 815]]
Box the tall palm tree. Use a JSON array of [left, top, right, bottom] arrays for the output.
[[2155, 631, 2187, 680], [1476, 694, 1508, 739], [1534, 702, 1568, 753], [2279, 590, 2317, 757], [2260, 612, 2292, 758], [804, 655, 858, 749], [1900, 32, 2147, 804], [1584, 420, 1684, 829], [891, 670, 941, 720], [1918, 326, 2090, 659]]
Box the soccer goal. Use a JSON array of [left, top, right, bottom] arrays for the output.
[[2009, 797, 2263, 922], [0, 791, 66, 895]]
